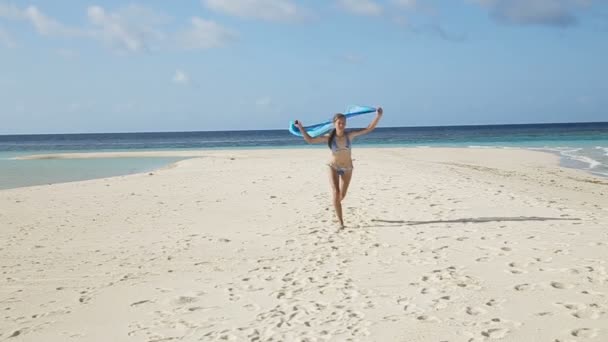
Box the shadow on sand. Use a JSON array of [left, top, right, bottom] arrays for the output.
[[370, 216, 581, 227]]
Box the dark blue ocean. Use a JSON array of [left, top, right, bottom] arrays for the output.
[[1, 122, 607, 189]]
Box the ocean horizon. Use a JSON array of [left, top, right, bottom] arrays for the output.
[[2, 121, 607, 190], [3, 120, 607, 138]]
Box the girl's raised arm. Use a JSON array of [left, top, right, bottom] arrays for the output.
[[349, 107, 383, 139], [296, 120, 329, 144]]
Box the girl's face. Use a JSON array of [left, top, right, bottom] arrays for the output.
[[334, 117, 346, 132]]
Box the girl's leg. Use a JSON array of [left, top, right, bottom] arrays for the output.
[[328, 167, 344, 228], [340, 170, 353, 201]]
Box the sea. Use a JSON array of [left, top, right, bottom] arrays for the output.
[[1, 122, 607, 190]]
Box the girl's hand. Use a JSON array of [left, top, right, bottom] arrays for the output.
[[377, 107, 383, 116]]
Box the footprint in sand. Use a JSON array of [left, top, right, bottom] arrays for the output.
[[514, 283, 533, 291], [481, 328, 509, 339], [243, 303, 261, 312], [550, 281, 573, 290], [416, 314, 441, 323], [172, 296, 198, 305], [486, 298, 505, 308], [534, 256, 553, 263], [507, 268, 526, 275], [420, 287, 439, 295], [556, 302, 604, 320], [130, 299, 153, 307], [508, 261, 529, 268], [223, 288, 241, 302], [432, 295, 451, 309], [8, 329, 26, 338], [78, 295, 91, 304], [571, 328, 599, 338], [466, 306, 487, 316], [572, 310, 602, 319]]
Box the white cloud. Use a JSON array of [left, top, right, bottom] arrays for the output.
[[1, 4, 85, 37], [24, 6, 83, 37], [173, 70, 190, 85], [337, 0, 383, 16], [86, 5, 168, 53], [175, 17, 236, 50], [472, 0, 594, 27], [389, 3, 464, 41], [0, 4, 236, 53], [203, 0, 304, 22]]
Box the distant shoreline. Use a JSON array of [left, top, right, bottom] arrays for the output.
[[2, 121, 607, 137]]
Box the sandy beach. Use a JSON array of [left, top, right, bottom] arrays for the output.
[[1, 147, 607, 341]]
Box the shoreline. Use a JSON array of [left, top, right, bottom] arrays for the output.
[[2, 146, 606, 192], [1, 147, 607, 340]]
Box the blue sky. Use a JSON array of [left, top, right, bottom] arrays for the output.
[[1, 0, 606, 134]]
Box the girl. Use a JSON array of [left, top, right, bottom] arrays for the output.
[[295, 107, 383, 228]]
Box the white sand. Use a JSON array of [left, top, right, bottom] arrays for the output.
[[1, 148, 607, 341]]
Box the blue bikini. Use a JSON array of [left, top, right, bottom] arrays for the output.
[[331, 134, 351, 152], [329, 135, 353, 176]]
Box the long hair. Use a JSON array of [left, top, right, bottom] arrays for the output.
[[327, 113, 346, 149]]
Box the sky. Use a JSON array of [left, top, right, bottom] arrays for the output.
[[0, 0, 607, 134]]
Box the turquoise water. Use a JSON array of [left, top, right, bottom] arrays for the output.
[[0, 152, 184, 190], [1, 122, 607, 189]]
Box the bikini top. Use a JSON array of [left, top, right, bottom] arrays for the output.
[[330, 134, 351, 153]]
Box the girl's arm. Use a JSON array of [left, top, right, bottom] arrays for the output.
[[349, 107, 383, 139], [296, 120, 329, 144]]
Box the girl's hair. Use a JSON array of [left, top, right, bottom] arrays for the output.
[[327, 113, 346, 149]]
